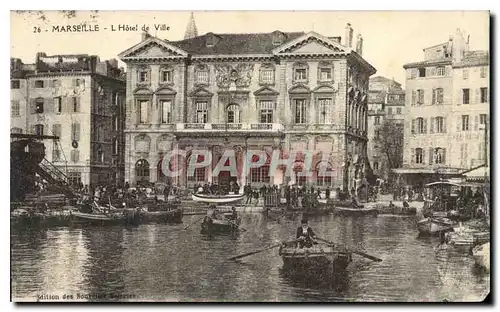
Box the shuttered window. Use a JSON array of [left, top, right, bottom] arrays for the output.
[[71, 123, 80, 141]]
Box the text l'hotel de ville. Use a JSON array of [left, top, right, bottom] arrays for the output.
[[39, 23, 170, 33]]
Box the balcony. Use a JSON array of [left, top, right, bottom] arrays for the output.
[[175, 123, 284, 134], [285, 124, 344, 132]]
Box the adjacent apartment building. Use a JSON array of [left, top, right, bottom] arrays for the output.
[[397, 28, 489, 187], [367, 76, 405, 182], [10, 53, 127, 187], [119, 21, 376, 190]]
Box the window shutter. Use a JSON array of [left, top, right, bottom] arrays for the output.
[[460, 144, 464, 166], [75, 123, 80, 141], [53, 98, 59, 113], [430, 117, 434, 133], [411, 119, 415, 134], [45, 97, 53, 113], [30, 99, 36, 114], [464, 144, 468, 165], [475, 115, 479, 131], [411, 148, 415, 164], [432, 89, 436, 105], [443, 117, 447, 133], [76, 97, 81, 112], [422, 149, 426, 164], [423, 118, 428, 133], [420, 90, 425, 104], [456, 116, 461, 132], [31, 125, 36, 134], [72, 79, 77, 87], [411, 91, 416, 106], [457, 90, 462, 105], [429, 148, 433, 165], [442, 148, 446, 164]]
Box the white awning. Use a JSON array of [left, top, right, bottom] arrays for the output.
[[464, 166, 489, 179]]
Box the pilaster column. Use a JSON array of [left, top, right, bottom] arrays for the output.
[[207, 145, 213, 183]]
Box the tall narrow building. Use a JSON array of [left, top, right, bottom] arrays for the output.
[[184, 12, 198, 40]]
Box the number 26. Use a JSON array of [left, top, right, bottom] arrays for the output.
[[33, 27, 41, 33]]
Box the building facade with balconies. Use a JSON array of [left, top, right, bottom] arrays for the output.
[[397, 29, 489, 187], [119, 24, 376, 190], [10, 53, 126, 187]]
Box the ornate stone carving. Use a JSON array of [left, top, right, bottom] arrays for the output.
[[235, 64, 254, 87], [215, 63, 254, 88]]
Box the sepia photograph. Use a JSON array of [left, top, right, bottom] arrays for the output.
[[9, 10, 490, 302]]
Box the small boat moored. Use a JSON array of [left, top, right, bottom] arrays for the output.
[[417, 217, 454, 236], [332, 206, 378, 216], [192, 193, 245, 204], [472, 242, 490, 272]]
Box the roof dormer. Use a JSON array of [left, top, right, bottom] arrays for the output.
[[272, 31, 286, 46], [205, 32, 221, 48]]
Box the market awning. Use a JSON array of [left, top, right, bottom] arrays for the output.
[[392, 168, 436, 174], [463, 165, 489, 180], [425, 181, 462, 187]]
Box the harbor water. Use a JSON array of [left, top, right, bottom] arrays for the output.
[[11, 212, 489, 302]]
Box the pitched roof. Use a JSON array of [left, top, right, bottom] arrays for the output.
[[403, 58, 452, 69], [453, 50, 489, 68], [170, 32, 305, 55]]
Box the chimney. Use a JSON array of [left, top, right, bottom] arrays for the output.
[[452, 28, 465, 63], [141, 31, 151, 41], [356, 34, 363, 56], [344, 23, 353, 48]]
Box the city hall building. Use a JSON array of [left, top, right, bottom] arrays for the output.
[[119, 21, 376, 190]]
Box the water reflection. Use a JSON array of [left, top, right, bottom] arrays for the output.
[[11, 213, 489, 302]]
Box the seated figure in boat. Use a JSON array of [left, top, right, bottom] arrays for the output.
[[228, 206, 238, 221], [296, 219, 317, 248]]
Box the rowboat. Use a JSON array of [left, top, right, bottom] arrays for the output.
[[141, 208, 183, 224], [417, 217, 454, 236], [332, 206, 378, 216], [71, 210, 141, 226], [200, 215, 240, 235], [192, 193, 245, 204], [278, 241, 352, 276], [472, 242, 490, 272]]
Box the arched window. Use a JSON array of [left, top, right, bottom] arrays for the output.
[[187, 154, 206, 182], [226, 104, 240, 123], [415, 148, 423, 164], [135, 159, 150, 183], [434, 148, 446, 164], [417, 117, 425, 134], [315, 162, 333, 187], [157, 158, 174, 183], [293, 162, 307, 186], [249, 154, 270, 183]]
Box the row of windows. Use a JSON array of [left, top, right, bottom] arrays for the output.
[[457, 114, 488, 132], [463, 67, 488, 80], [387, 107, 402, 115], [411, 148, 447, 165], [460, 87, 488, 104], [409, 66, 447, 79], [29, 97, 81, 114], [408, 66, 488, 79], [184, 166, 333, 185], [411, 114, 487, 134], [137, 63, 335, 86], [29, 123, 81, 140], [136, 98, 337, 125], [10, 78, 83, 89], [411, 117, 446, 134], [410, 87, 488, 105]]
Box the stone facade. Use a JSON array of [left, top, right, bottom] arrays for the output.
[[399, 29, 489, 187], [367, 76, 405, 181], [119, 26, 376, 190], [10, 54, 126, 187]]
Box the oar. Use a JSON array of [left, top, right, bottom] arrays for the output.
[[227, 240, 297, 261], [226, 218, 247, 232], [316, 237, 383, 262], [183, 216, 206, 230]]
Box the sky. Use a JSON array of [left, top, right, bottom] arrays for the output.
[[10, 11, 490, 87]]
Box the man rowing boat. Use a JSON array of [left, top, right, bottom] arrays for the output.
[[296, 218, 317, 248]]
